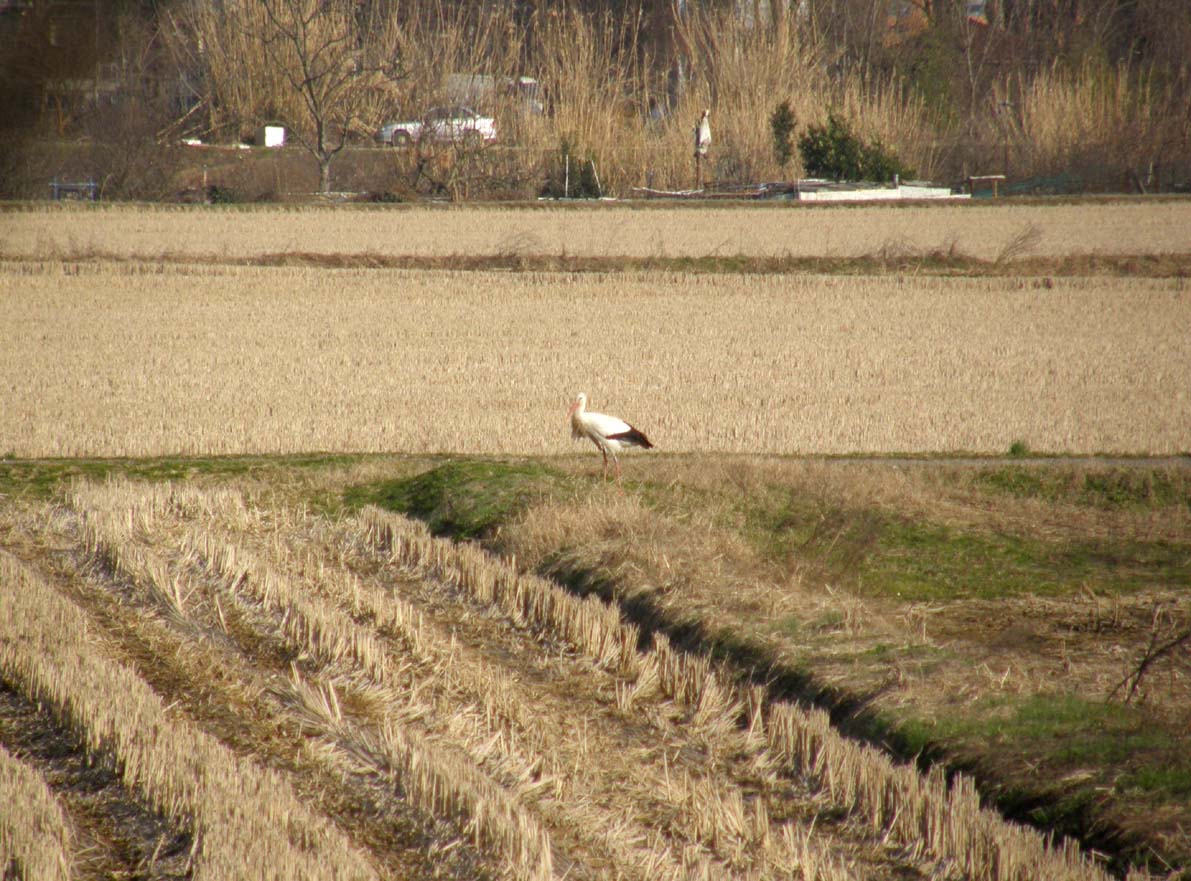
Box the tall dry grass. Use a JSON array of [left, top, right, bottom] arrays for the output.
[[179, 0, 406, 143], [676, 6, 938, 183], [527, 7, 656, 189], [0, 743, 73, 881], [175, 0, 939, 192], [515, 5, 940, 190], [999, 61, 1191, 184]]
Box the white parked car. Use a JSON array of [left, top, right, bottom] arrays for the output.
[[376, 106, 497, 147]]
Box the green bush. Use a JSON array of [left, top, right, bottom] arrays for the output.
[[798, 113, 912, 182], [541, 137, 601, 199], [205, 184, 240, 204]]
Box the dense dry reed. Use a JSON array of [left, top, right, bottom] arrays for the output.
[[1, 258, 1187, 458], [178, 2, 935, 192], [1000, 61, 1191, 183], [0, 742, 73, 881], [675, 6, 940, 183]]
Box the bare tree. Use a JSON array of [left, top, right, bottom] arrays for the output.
[[181, 0, 404, 193], [949, 3, 999, 135], [250, 0, 404, 193]]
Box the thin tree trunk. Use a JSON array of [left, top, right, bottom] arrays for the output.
[[319, 155, 332, 193]]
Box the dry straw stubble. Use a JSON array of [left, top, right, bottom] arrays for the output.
[[4, 478, 1157, 881], [0, 551, 377, 881], [68, 479, 554, 881], [68, 480, 858, 879], [6, 202, 1191, 261], [0, 742, 73, 881], [358, 506, 1134, 881], [1, 260, 1187, 457]]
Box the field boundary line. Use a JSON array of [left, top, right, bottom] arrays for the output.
[[4, 250, 1191, 277]]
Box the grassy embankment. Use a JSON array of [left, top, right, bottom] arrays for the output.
[[350, 455, 1191, 876]]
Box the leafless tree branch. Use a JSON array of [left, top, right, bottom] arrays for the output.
[[1112, 610, 1191, 704]]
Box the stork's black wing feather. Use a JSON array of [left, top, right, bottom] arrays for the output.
[[608, 427, 653, 449]]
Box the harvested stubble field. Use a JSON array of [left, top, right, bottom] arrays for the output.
[[0, 476, 1169, 881], [1, 201, 1189, 880], [3, 200, 1191, 262], [1, 262, 1188, 458]]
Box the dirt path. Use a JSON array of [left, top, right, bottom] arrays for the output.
[[0, 482, 1127, 880]]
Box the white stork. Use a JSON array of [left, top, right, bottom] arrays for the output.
[[693, 108, 711, 188], [694, 108, 711, 158], [569, 393, 653, 482]]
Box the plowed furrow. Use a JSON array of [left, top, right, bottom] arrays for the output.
[[32, 504, 507, 881]]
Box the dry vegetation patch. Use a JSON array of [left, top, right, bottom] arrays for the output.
[[2, 261, 1188, 458], [479, 456, 1191, 874], [4, 201, 1191, 263], [0, 738, 73, 881], [0, 548, 379, 881], [1, 476, 1161, 880], [0, 680, 197, 881]]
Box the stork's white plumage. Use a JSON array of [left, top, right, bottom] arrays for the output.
[[694, 108, 711, 157], [569, 393, 653, 482]]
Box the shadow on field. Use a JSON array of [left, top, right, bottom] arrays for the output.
[[344, 455, 1186, 878]]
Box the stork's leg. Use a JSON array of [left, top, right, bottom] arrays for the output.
[[612, 456, 626, 494], [601, 448, 609, 481]]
